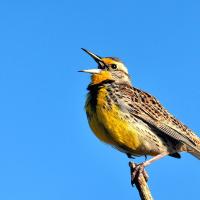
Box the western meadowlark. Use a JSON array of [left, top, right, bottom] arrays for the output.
[[79, 48, 200, 171]]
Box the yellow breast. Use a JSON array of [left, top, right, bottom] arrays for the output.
[[85, 86, 143, 154]]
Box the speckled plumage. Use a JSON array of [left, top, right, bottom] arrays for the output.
[[81, 50, 200, 160]]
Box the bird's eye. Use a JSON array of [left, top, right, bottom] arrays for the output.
[[111, 64, 117, 69]]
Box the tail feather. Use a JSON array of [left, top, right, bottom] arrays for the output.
[[186, 133, 200, 160], [188, 144, 200, 160], [191, 151, 200, 160]]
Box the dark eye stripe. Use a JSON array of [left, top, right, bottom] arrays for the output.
[[98, 65, 105, 69]]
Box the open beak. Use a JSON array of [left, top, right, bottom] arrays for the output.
[[78, 68, 101, 74], [79, 48, 105, 74]]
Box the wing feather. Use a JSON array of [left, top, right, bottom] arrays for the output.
[[117, 84, 200, 154]]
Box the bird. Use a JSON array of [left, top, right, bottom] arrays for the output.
[[79, 48, 200, 173]]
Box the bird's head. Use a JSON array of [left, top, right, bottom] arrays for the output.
[[79, 48, 131, 86]]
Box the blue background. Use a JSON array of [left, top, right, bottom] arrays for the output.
[[0, 1, 200, 199]]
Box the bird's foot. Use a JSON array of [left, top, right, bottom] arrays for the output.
[[129, 162, 149, 186], [127, 153, 135, 159]]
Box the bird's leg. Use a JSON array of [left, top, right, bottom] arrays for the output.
[[143, 152, 169, 167], [129, 152, 169, 186]]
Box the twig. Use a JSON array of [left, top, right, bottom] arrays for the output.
[[129, 162, 153, 200]]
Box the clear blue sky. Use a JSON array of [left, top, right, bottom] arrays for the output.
[[0, 1, 200, 199]]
